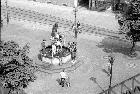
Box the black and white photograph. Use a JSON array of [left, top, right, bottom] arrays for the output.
[[0, 0, 140, 94]]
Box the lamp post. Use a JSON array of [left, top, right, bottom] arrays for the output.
[[102, 52, 115, 94], [74, 0, 78, 39], [0, 19, 3, 41], [0, 19, 2, 41], [5, 0, 9, 24], [108, 55, 115, 94]]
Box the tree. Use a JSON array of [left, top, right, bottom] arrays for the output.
[[117, 0, 140, 53], [0, 40, 38, 94]]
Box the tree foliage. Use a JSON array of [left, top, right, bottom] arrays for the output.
[[0, 40, 37, 94], [116, 0, 140, 52]]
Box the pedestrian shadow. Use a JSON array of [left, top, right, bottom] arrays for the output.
[[96, 37, 140, 58], [56, 78, 61, 86]]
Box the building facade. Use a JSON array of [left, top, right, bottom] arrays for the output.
[[31, 0, 75, 7], [30, 0, 130, 11], [31, 0, 111, 8]]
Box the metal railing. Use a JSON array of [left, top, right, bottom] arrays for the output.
[[99, 73, 140, 94]]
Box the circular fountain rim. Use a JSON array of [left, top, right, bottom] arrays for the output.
[[41, 45, 71, 59]]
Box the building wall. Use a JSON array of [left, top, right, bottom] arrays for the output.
[[29, 0, 130, 9], [89, 0, 130, 11], [32, 0, 75, 7]]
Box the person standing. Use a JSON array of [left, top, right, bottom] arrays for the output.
[[72, 21, 81, 38], [72, 42, 77, 61], [51, 22, 58, 38], [41, 39, 46, 54], [75, 21, 81, 38]]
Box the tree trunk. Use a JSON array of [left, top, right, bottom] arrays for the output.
[[130, 40, 136, 53]]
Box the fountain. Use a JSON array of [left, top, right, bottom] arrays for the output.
[[39, 23, 73, 66]]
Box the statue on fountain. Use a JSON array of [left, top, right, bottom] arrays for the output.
[[51, 22, 64, 58]]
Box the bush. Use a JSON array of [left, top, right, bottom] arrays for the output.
[[0, 40, 37, 94]]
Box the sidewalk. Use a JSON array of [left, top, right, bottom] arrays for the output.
[[1, 0, 119, 31]]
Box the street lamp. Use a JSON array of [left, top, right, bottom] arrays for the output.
[[73, 0, 81, 39], [107, 54, 115, 94], [103, 53, 115, 94], [5, 0, 9, 24], [74, 0, 78, 39], [0, 19, 3, 41]]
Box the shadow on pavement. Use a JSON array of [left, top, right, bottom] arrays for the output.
[[97, 37, 140, 58]]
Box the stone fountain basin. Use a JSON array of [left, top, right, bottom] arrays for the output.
[[41, 45, 71, 65]]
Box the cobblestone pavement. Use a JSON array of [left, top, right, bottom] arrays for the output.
[[1, 0, 119, 30], [1, 5, 129, 43]]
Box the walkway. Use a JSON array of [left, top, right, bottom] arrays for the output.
[[2, 15, 140, 94], [1, 0, 119, 31], [35, 57, 84, 74]]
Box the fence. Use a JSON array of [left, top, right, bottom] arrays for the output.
[[99, 73, 140, 94]]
